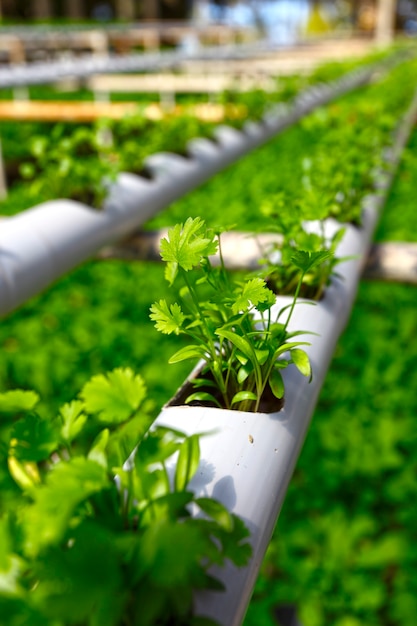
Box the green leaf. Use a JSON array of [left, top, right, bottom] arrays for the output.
[[80, 368, 146, 424], [168, 345, 207, 364], [150, 300, 185, 335], [0, 551, 25, 597], [141, 492, 193, 525], [216, 329, 255, 363], [88, 429, 109, 468], [135, 428, 183, 472], [24, 457, 108, 556], [7, 456, 40, 492], [0, 390, 39, 415], [232, 278, 273, 314], [107, 412, 153, 468], [269, 368, 285, 399], [237, 364, 252, 384], [60, 400, 88, 444], [255, 349, 269, 365], [291, 250, 333, 274], [231, 391, 257, 406], [10, 414, 58, 463], [160, 217, 218, 271], [291, 348, 312, 379], [195, 497, 233, 531], [273, 341, 310, 360], [164, 261, 178, 286], [174, 435, 200, 492], [185, 392, 222, 408]]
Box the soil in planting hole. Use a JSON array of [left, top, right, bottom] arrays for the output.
[[169, 370, 284, 415]]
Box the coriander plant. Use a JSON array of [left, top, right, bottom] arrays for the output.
[[0, 368, 251, 626], [21, 124, 118, 208], [150, 218, 322, 413], [258, 192, 342, 300]]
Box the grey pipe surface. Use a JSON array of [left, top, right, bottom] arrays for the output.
[[0, 39, 299, 88]]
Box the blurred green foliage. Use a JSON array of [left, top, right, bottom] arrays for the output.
[[0, 261, 191, 417]]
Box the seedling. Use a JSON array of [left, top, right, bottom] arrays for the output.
[[150, 218, 327, 412], [258, 192, 343, 300]]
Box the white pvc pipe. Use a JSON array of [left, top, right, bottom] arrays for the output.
[[0, 64, 379, 318], [153, 87, 417, 625]]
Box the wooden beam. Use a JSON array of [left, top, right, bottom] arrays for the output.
[[98, 231, 417, 286], [363, 242, 417, 284], [0, 100, 244, 122]]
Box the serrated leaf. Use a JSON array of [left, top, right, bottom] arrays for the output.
[[174, 434, 200, 491], [269, 368, 285, 399], [232, 278, 273, 314], [160, 217, 218, 271], [195, 497, 233, 532], [80, 368, 146, 424], [150, 300, 185, 335], [0, 390, 39, 415], [291, 349, 312, 379], [291, 250, 333, 274]]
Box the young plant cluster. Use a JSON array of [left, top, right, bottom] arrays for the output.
[[20, 124, 118, 208], [150, 217, 331, 412], [243, 57, 417, 299], [4, 49, 398, 213], [0, 368, 251, 626], [257, 192, 346, 300]]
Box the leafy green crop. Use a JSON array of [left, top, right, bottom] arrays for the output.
[[20, 123, 118, 207], [0, 46, 402, 216], [257, 192, 345, 299], [150, 218, 331, 412], [148, 56, 417, 234], [0, 368, 251, 626]]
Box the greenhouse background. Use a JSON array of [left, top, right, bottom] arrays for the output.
[[0, 1, 416, 625]]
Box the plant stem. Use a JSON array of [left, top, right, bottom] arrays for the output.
[[282, 271, 305, 336]]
